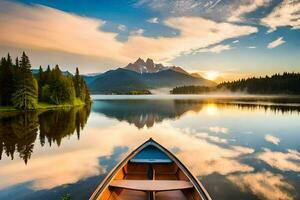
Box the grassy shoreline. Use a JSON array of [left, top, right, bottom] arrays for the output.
[[0, 98, 87, 113]]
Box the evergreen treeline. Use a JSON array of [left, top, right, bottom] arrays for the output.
[[170, 73, 300, 95], [217, 72, 300, 94], [0, 52, 91, 110]]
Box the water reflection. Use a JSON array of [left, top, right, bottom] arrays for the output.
[[0, 98, 299, 200], [0, 106, 91, 164], [0, 113, 39, 164], [92, 100, 204, 128], [39, 106, 91, 146], [92, 99, 300, 129], [228, 171, 295, 200], [257, 148, 300, 172]]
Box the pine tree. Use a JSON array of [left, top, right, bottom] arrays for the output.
[[12, 52, 38, 110], [38, 66, 43, 100], [0, 57, 5, 105], [72, 67, 91, 103], [38, 66, 43, 78], [0, 54, 15, 105], [45, 65, 51, 83], [15, 57, 19, 68], [13, 57, 21, 88], [74, 67, 81, 98]]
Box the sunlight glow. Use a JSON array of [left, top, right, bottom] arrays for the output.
[[204, 71, 220, 81], [205, 104, 219, 116]]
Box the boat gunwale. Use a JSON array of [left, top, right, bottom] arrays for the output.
[[89, 139, 152, 200], [89, 138, 212, 200]]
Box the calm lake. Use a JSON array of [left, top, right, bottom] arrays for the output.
[[0, 95, 300, 200]]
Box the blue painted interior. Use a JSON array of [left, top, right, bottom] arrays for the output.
[[130, 145, 172, 163]]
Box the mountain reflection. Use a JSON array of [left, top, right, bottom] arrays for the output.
[[0, 106, 91, 164], [92, 99, 300, 128], [92, 100, 204, 128]]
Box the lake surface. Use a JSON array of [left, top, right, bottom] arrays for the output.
[[0, 95, 300, 200]]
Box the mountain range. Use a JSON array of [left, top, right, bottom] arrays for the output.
[[84, 58, 216, 94]]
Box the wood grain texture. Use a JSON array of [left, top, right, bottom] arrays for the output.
[[110, 180, 193, 192]]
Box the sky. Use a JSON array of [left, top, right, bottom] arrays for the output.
[[0, 0, 299, 81]]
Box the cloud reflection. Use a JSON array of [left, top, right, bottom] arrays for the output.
[[228, 171, 295, 200], [0, 148, 102, 190], [209, 126, 228, 134], [257, 148, 300, 172], [264, 134, 280, 145], [0, 121, 254, 191]]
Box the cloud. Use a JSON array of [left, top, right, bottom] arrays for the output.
[[0, 45, 124, 74], [195, 44, 232, 54], [228, 171, 295, 200], [228, 0, 271, 22], [248, 46, 257, 49], [118, 24, 126, 31], [130, 28, 145, 36], [264, 134, 280, 145], [261, 0, 300, 32], [0, 1, 257, 67], [136, 0, 203, 16], [0, 0, 126, 62], [147, 17, 159, 23], [136, 0, 243, 23], [122, 16, 257, 61], [205, 0, 224, 9], [267, 37, 286, 49], [257, 148, 300, 172]]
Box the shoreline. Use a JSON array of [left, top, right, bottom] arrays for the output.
[[0, 100, 88, 113], [90, 94, 300, 105], [91, 93, 300, 99]]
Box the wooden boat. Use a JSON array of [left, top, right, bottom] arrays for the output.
[[90, 138, 212, 200]]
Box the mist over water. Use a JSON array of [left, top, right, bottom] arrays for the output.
[[0, 96, 300, 200]]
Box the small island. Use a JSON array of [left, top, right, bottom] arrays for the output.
[[0, 52, 91, 112]]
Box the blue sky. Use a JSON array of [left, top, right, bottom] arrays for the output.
[[0, 0, 299, 81]]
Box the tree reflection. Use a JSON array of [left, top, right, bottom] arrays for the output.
[[0, 105, 91, 164], [0, 112, 38, 164], [217, 102, 300, 114]]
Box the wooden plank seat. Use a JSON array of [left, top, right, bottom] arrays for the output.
[[109, 180, 193, 192], [130, 158, 172, 164]]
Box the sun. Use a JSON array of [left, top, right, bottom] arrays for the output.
[[204, 71, 220, 81]]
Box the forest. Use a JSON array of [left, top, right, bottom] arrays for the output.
[[171, 73, 300, 95], [0, 52, 91, 110]]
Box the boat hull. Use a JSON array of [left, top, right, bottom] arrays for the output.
[[90, 138, 212, 200]]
